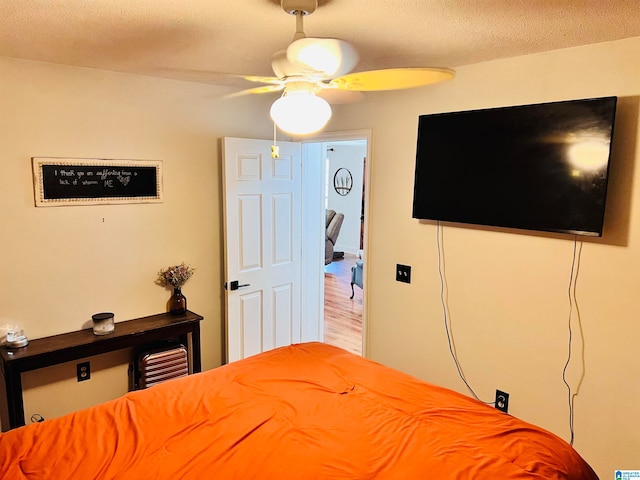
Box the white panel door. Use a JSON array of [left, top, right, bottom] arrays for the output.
[[223, 137, 304, 362]]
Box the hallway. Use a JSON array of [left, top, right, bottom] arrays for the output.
[[324, 253, 363, 355]]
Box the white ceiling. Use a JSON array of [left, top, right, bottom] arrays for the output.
[[2, 0, 640, 92]]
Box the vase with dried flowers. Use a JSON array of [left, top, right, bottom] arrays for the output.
[[157, 262, 195, 315]]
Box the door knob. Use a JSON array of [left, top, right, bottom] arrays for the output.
[[224, 280, 250, 291]]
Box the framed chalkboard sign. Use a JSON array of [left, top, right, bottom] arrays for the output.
[[32, 157, 163, 207]]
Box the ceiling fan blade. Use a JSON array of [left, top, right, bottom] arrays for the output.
[[329, 67, 454, 91], [226, 84, 285, 98], [241, 75, 283, 85], [134, 69, 283, 89], [287, 38, 359, 78], [317, 88, 364, 105]]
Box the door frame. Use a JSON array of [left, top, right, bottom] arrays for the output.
[[301, 129, 372, 357]]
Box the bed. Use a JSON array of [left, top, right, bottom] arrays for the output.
[[0, 342, 597, 479]]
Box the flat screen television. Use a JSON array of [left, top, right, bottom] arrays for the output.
[[412, 96, 617, 237]]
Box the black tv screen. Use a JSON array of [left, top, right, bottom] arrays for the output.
[[412, 96, 617, 237]]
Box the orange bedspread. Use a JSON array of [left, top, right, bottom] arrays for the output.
[[0, 342, 597, 479]]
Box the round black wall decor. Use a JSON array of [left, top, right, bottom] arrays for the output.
[[333, 168, 353, 196]]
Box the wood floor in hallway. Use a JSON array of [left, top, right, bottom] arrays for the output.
[[324, 253, 363, 355]]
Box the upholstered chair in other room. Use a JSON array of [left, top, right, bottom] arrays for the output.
[[325, 209, 344, 265]]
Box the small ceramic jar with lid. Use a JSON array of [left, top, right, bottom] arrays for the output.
[[92, 312, 115, 336]]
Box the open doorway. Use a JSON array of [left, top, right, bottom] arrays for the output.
[[323, 141, 365, 355], [223, 134, 368, 362], [302, 131, 370, 357]]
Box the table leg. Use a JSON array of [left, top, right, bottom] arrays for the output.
[[191, 323, 201, 373], [1, 364, 25, 430]]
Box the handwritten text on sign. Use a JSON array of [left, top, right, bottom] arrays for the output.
[[32, 158, 163, 206]]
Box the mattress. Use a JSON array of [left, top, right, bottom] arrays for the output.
[[0, 342, 597, 479]]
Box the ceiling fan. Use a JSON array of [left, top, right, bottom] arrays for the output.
[[239, 0, 454, 135]]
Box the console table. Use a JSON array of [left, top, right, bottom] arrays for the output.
[[0, 310, 203, 431]]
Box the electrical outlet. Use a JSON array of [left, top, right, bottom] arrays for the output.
[[495, 389, 509, 413], [396, 264, 411, 283], [77, 362, 90, 382]]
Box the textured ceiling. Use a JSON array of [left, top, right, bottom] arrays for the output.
[[1, 0, 640, 90]]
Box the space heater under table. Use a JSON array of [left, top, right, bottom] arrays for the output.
[[134, 342, 189, 390]]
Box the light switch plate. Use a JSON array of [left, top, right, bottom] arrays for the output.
[[396, 264, 411, 283]]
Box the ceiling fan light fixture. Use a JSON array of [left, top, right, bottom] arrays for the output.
[[270, 92, 332, 135], [229, 1, 455, 134]]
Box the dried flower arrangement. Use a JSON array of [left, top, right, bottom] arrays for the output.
[[157, 262, 195, 289]]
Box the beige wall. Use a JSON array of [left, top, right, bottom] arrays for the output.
[[2, 34, 639, 477], [329, 37, 640, 477], [0, 57, 274, 425]]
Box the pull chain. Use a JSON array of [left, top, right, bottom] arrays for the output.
[[271, 121, 280, 159]]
